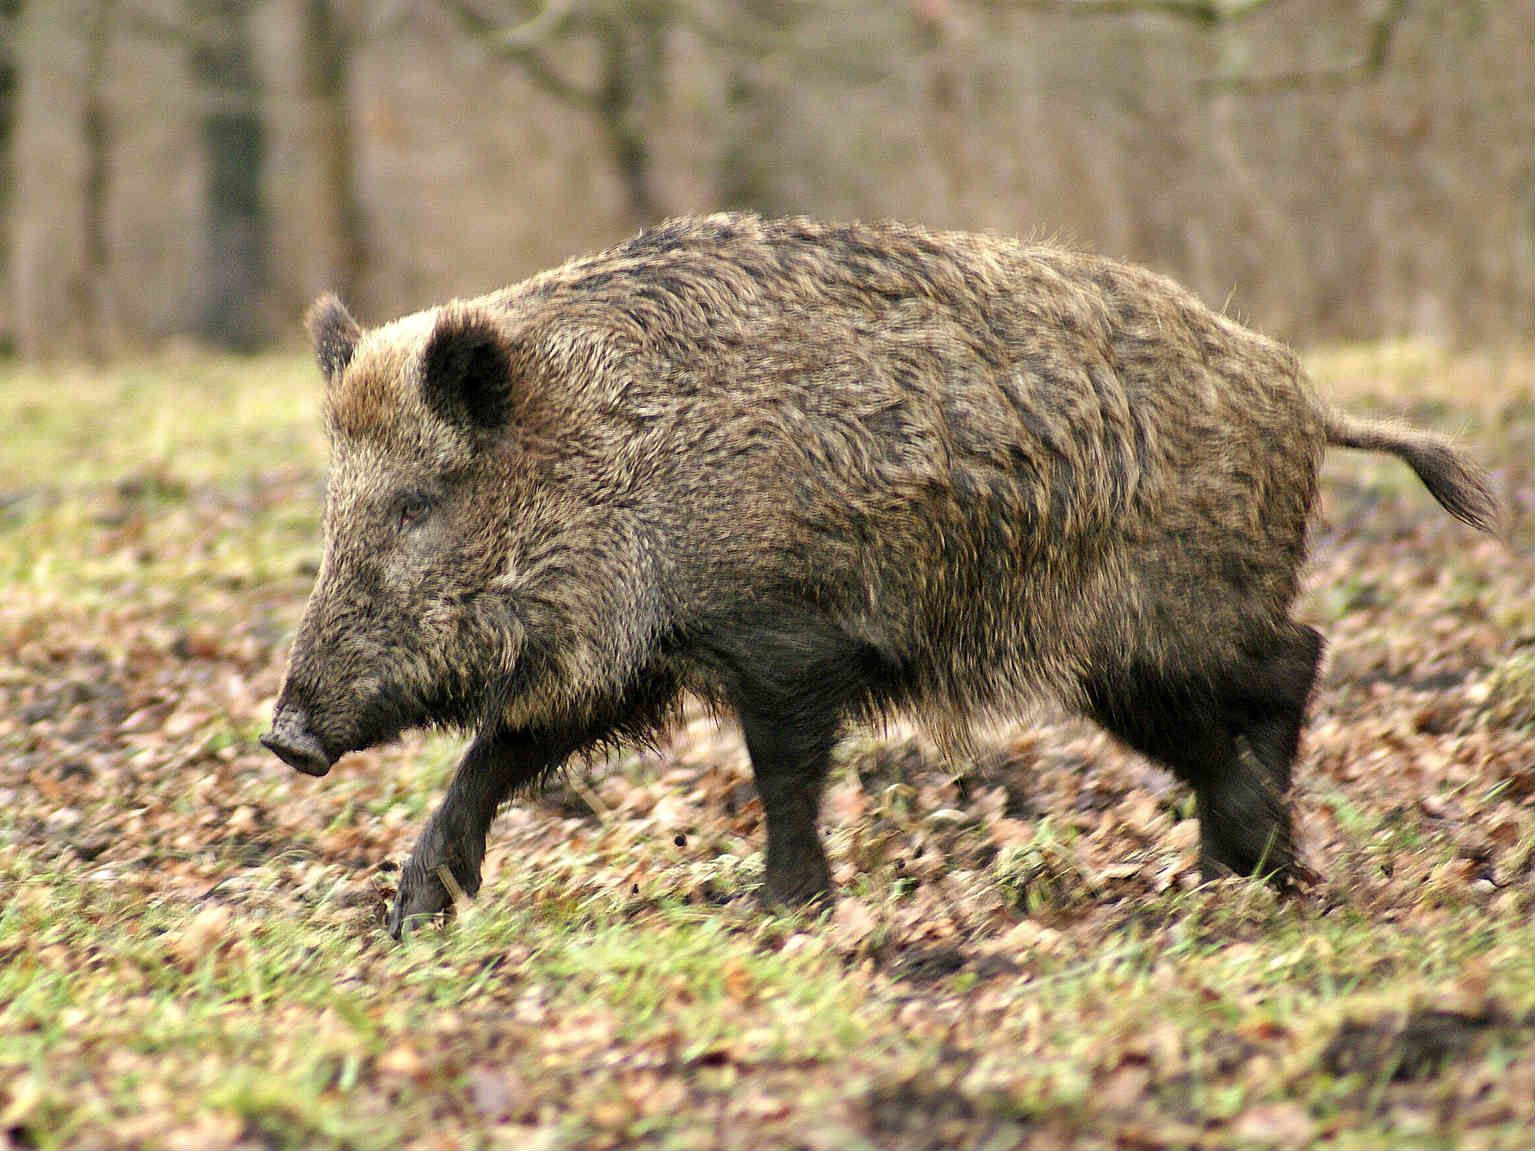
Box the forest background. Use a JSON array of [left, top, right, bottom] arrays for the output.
[[2, 0, 1531, 357]]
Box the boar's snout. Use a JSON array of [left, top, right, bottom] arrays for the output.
[[260, 704, 334, 777]]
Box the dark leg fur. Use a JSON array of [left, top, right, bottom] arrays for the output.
[[1083, 624, 1323, 886], [697, 612, 885, 906], [1226, 625, 1323, 794], [388, 671, 680, 938], [389, 725, 580, 937], [735, 699, 839, 905]]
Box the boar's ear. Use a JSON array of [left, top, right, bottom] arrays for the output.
[[420, 308, 513, 432], [305, 293, 360, 383]]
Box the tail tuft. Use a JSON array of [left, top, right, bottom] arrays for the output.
[[1325, 411, 1501, 536]]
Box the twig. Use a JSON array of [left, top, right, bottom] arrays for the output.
[[442, 0, 597, 107], [1002, 0, 1274, 23], [492, 0, 576, 48], [435, 863, 476, 918], [1202, 0, 1411, 91]]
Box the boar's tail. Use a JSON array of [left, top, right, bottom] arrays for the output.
[[1324, 409, 1501, 536]]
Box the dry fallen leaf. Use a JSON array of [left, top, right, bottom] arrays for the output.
[[830, 898, 877, 950], [377, 1043, 427, 1079], [1231, 1101, 1315, 1147], [722, 958, 755, 1003], [0, 1075, 41, 1128], [824, 780, 865, 826], [1095, 1062, 1152, 1114], [466, 1064, 517, 1119], [162, 1111, 244, 1151], [168, 903, 232, 969]]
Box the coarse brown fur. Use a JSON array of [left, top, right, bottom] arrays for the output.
[[260, 212, 1500, 937]]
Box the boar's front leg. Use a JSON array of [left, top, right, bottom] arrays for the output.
[[389, 726, 575, 938], [735, 697, 840, 906], [708, 617, 883, 907]]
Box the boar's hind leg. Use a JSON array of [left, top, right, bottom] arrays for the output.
[[1083, 624, 1322, 887], [389, 726, 577, 938], [1226, 625, 1323, 804], [1211, 624, 1322, 884], [706, 618, 884, 907], [1082, 671, 1290, 885]]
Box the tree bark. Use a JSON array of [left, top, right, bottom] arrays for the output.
[[593, 7, 663, 222], [77, 0, 114, 359], [298, 0, 365, 304], [0, 0, 24, 350], [189, 0, 269, 350]]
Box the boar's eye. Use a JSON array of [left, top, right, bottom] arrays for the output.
[[395, 493, 433, 531]]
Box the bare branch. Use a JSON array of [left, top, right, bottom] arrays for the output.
[[491, 0, 576, 48], [1363, 0, 1410, 73], [351, 0, 415, 46], [508, 46, 596, 107], [670, 0, 825, 54], [118, 0, 199, 46], [1203, 0, 1412, 91], [441, 0, 596, 107], [669, 1, 896, 88], [1005, 0, 1414, 92], [1001, 0, 1274, 23]]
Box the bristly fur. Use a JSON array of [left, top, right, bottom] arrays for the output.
[[304, 293, 360, 382], [268, 212, 1502, 932], [1324, 410, 1500, 536]]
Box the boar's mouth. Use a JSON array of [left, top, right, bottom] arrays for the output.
[[262, 656, 514, 778], [260, 704, 338, 777], [259, 730, 335, 777], [261, 684, 472, 777]]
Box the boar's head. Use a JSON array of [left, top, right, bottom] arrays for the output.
[[262, 294, 530, 776]]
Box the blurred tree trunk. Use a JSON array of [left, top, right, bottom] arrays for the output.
[[0, 0, 23, 351], [9, 0, 111, 358], [189, 0, 268, 349], [591, 6, 663, 221], [445, 0, 665, 223], [717, 63, 766, 212], [914, 0, 974, 220], [78, 0, 115, 360], [298, 0, 365, 303], [716, 0, 781, 213]]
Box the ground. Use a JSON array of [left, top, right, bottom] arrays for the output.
[[1, 342, 1531, 1150]]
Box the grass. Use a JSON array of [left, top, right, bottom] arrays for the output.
[[0, 342, 1531, 1149]]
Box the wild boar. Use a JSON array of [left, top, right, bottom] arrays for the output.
[[259, 212, 1499, 937]]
